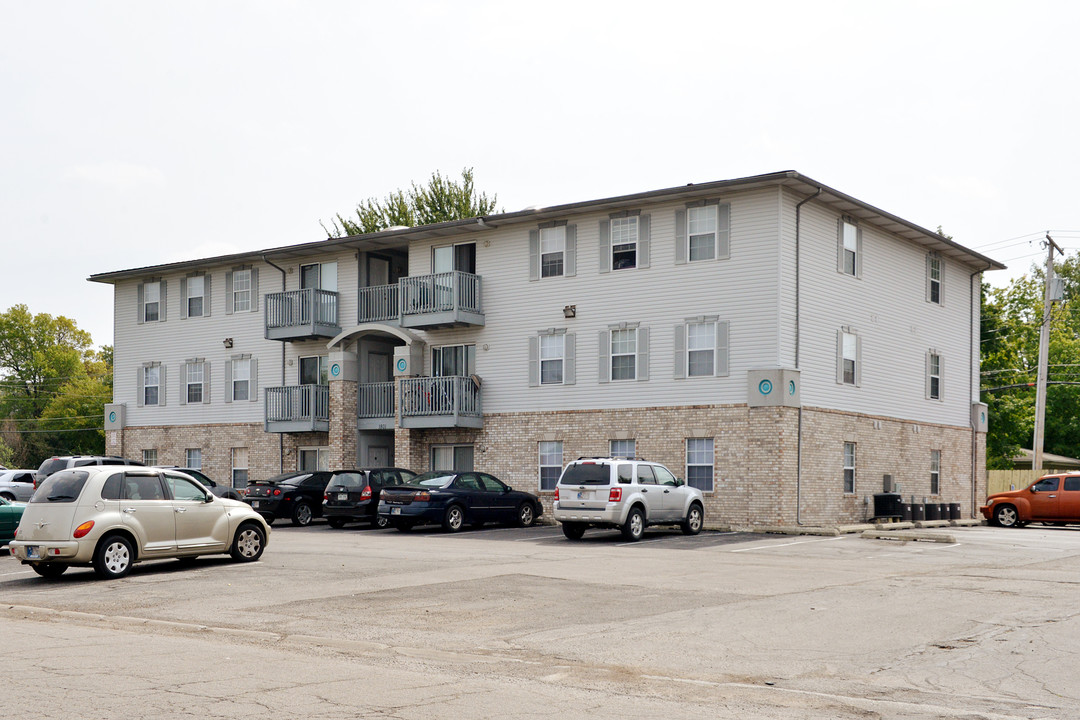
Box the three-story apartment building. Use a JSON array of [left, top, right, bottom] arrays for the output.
[[91, 171, 1003, 526]]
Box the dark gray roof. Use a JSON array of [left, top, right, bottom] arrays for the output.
[[88, 170, 1005, 283]]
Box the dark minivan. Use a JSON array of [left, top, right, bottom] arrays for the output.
[[322, 468, 417, 528]]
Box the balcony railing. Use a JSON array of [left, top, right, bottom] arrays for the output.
[[399, 375, 482, 429], [264, 384, 329, 433], [265, 288, 340, 341], [356, 271, 483, 328], [358, 381, 395, 429]]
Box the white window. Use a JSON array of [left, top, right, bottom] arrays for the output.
[[231, 447, 249, 489], [688, 206, 717, 262], [540, 334, 564, 384], [927, 256, 942, 304], [539, 441, 563, 491], [232, 269, 251, 312], [186, 448, 202, 470], [839, 220, 860, 277], [300, 261, 338, 292], [142, 449, 158, 465], [143, 365, 160, 406], [299, 447, 329, 472], [187, 275, 205, 317], [610, 439, 635, 459], [928, 352, 942, 400], [540, 226, 565, 278], [299, 355, 329, 385], [611, 328, 636, 381], [611, 216, 638, 270], [431, 445, 474, 471], [432, 345, 475, 377], [686, 438, 714, 492], [930, 449, 941, 495], [143, 281, 161, 322], [687, 322, 716, 377], [840, 330, 858, 386], [186, 362, 204, 404], [229, 356, 255, 402], [843, 442, 856, 494]]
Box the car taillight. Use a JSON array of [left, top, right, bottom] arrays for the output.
[[360, 485, 372, 501], [608, 487, 623, 502], [323, 493, 329, 501], [414, 491, 431, 502], [273, 488, 281, 496], [554, 487, 559, 501], [73, 520, 95, 539]]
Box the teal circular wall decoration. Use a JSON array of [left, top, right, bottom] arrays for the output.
[[758, 379, 773, 395], [396, 358, 407, 372], [108, 411, 116, 423], [330, 363, 341, 377], [981, 411, 986, 423], [788, 380, 796, 396]]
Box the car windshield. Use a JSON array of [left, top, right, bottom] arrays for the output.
[[559, 463, 610, 485], [31, 470, 90, 503], [328, 472, 365, 488], [400, 471, 456, 488]]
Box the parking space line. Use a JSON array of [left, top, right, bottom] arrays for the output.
[[729, 536, 850, 552]]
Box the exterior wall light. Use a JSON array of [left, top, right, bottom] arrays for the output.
[[563, 305, 576, 319]]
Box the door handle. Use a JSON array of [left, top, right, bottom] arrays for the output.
[[123, 508, 136, 513], [663, 489, 670, 493], [175, 507, 187, 513], [641, 489, 648, 493], [1048, 494, 1057, 498]]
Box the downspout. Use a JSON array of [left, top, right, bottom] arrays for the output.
[[794, 187, 822, 525], [263, 255, 288, 474], [970, 264, 990, 517]]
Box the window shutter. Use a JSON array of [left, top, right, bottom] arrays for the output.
[[204, 274, 212, 317], [528, 336, 539, 387], [225, 271, 234, 314], [250, 269, 259, 311], [938, 354, 943, 400], [224, 360, 233, 403], [716, 204, 730, 260], [203, 361, 211, 404], [159, 281, 167, 322], [137, 368, 144, 407], [836, 330, 844, 384], [836, 219, 845, 273], [716, 320, 730, 376], [179, 362, 187, 405], [528, 230, 540, 281], [159, 365, 167, 406], [925, 256, 932, 303], [598, 330, 611, 383], [675, 210, 687, 265], [136, 283, 144, 324], [637, 327, 649, 381], [855, 228, 863, 279], [249, 358, 258, 401], [937, 260, 943, 307], [924, 351, 931, 399], [564, 333, 576, 385], [565, 224, 577, 277], [180, 278, 189, 320], [673, 324, 686, 379], [855, 335, 862, 387], [598, 220, 611, 273], [638, 214, 650, 268]]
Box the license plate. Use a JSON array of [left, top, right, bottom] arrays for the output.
[[577, 492, 585, 500], [338, 493, 348, 501], [251, 501, 260, 508], [391, 507, 401, 515], [26, 546, 40, 559]]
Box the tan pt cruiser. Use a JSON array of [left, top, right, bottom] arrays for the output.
[[10, 466, 270, 579]]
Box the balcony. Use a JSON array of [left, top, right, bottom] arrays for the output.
[[356, 272, 483, 329], [265, 289, 340, 341], [399, 376, 482, 429], [358, 381, 395, 430], [265, 385, 329, 433]]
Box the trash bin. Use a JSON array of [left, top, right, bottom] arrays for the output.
[[948, 502, 961, 520], [926, 503, 940, 520], [901, 503, 913, 521], [912, 503, 925, 522]]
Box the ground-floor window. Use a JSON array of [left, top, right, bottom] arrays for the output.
[[843, 442, 856, 494], [186, 448, 202, 469], [539, 441, 563, 491], [930, 449, 941, 495], [431, 444, 474, 471], [231, 447, 249, 489], [299, 447, 329, 472], [142, 449, 158, 466], [610, 439, 635, 459], [686, 438, 714, 492]]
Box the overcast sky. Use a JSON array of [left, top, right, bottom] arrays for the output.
[[2, 1, 1077, 347]]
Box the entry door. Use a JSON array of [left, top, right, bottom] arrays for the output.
[[369, 446, 389, 467], [368, 256, 390, 287], [368, 352, 390, 382]]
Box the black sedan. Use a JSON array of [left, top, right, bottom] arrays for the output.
[[378, 470, 542, 532], [322, 467, 417, 528], [244, 471, 332, 526]]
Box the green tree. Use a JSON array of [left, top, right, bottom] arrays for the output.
[[322, 168, 499, 237]]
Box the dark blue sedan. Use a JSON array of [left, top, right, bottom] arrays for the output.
[[378, 470, 542, 532]]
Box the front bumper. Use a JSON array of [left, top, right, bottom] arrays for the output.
[[979, 505, 993, 520]]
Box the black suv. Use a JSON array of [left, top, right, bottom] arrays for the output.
[[322, 468, 417, 528], [35, 455, 144, 489], [244, 471, 332, 526]]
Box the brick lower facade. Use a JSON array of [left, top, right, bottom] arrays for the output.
[[109, 403, 985, 527]]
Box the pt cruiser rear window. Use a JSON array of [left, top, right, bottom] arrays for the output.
[[560, 464, 610, 485], [31, 470, 90, 503]]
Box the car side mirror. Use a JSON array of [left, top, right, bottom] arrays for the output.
[[205, 494, 215, 503], [1030, 487, 1038, 493], [675, 478, 685, 487]]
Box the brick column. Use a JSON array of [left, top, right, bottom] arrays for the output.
[[328, 350, 358, 469]]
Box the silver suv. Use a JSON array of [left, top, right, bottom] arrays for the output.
[[553, 457, 705, 541]]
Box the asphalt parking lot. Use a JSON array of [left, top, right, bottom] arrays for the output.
[[4, 520, 1080, 719]]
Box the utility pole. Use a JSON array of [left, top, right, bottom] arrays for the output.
[[1033, 233, 1063, 471]]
